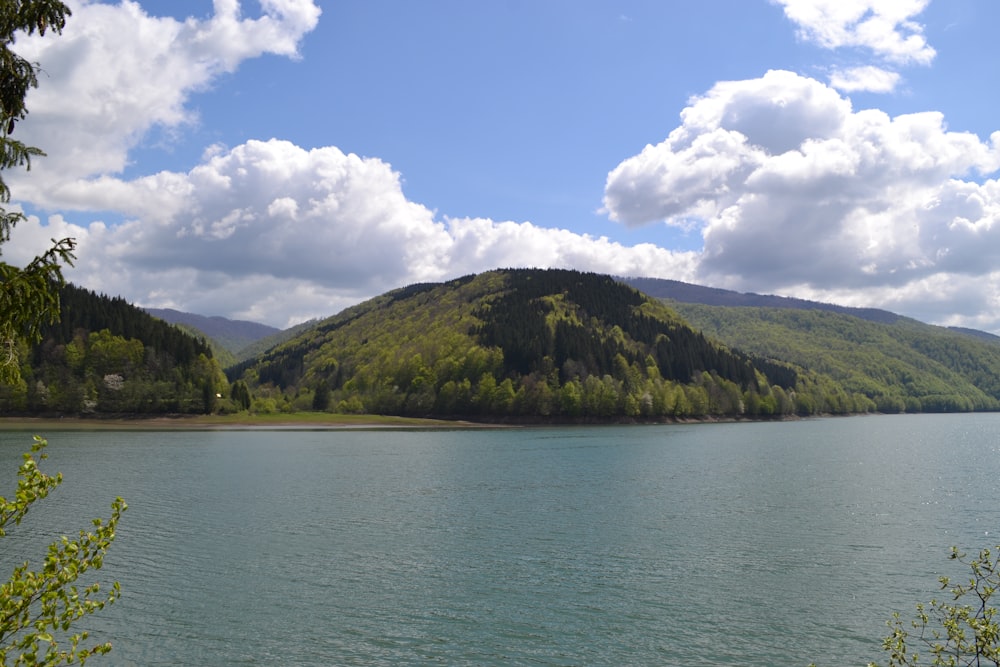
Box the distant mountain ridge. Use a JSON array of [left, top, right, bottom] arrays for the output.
[[145, 308, 280, 355], [622, 277, 904, 325], [623, 277, 1000, 344], [946, 326, 1000, 343]]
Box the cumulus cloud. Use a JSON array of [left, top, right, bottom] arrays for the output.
[[772, 0, 935, 65], [6, 1, 1000, 336], [7, 140, 698, 328], [7, 0, 321, 206], [604, 69, 1000, 329], [0, 0, 700, 328], [773, 0, 933, 97]]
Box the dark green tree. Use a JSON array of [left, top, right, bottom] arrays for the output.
[[0, 0, 75, 384], [311, 381, 330, 411], [231, 380, 252, 411]]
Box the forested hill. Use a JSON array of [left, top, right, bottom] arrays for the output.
[[14, 271, 1000, 420], [0, 284, 227, 414], [229, 318, 319, 363], [625, 277, 1000, 412], [670, 302, 1000, 414], [228, 268, 806, 419]]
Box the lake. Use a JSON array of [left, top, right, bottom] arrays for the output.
[[2, 414, 1000, 666]]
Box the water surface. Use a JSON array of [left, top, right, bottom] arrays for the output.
[[2, 414, 998, 665]]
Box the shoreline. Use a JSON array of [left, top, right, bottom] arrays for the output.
[[0, 414, 494, 431], [0, 411, 819, 432]]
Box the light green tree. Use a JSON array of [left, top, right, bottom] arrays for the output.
[[872, 546, 1000, 666], [813, 546, 1000, 667], [1, 438, 126, 665], [0, 2, 126, 664]]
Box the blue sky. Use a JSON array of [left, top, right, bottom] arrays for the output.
[[7, 1, 1000, 331]]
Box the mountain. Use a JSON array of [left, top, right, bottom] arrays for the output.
[[145, 308, 280, 355], [231, 318, 319, 364], [13, 271, 1000, 420], [947, 326, 1000, 344], [622, 276, 903, 324], [662, 301, 1000, 413], [0, 284, 227, 415], [144, 307, 317, 365], [228, 268, 803, 419], [621, 277, 1000, 413]]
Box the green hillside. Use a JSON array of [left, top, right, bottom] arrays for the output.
[[232, 317, 319, 363], [228, 268, 807, 419], [145, 307, 280, 355], [165, 320, 238, 368], [12, 270, 997, 420], [669, 302, 1000, 413], [0, 284, 228, 415]]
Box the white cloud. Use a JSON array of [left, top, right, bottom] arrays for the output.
[[6, 1, 1000, 337], [604, 69, 1000, 330], [828, 65, 900, 93], [0, 0, 698, 329], [6, 139, 698, 328], [772, 0, 935, 65], [6, 0, 321, 205], [442, 217, 699, 280]]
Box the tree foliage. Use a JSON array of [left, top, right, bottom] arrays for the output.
[[1, 284, 229, 414], [814, 546, 1000, 667], [229, 269, 809, 420], [1, 438, 125, 665], [0, 0, 74, 386], [0, 3, 127, 664], [879, 547, 1000, 666], [0, 240, 74, 384]]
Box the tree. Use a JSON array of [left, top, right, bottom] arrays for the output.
[[0, 0, 75, 385], [874, 546, 1000, 666], [1, 437, 126, 665], [311, 381, 330, 411], [812, 546, 1000, 667], [231, 380, 252, 411], [0, 2, 126, 664]]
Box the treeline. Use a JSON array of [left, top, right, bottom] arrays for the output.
[[228, 269, 860, 420], [12, 270, 957, 421], [0, 284, 228, 414]]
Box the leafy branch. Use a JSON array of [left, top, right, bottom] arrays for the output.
[[0, 437, 126, 666]]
